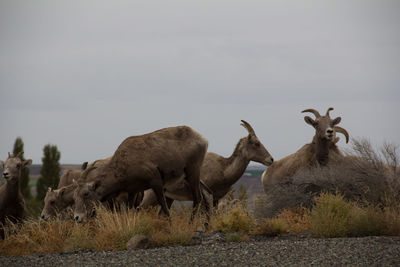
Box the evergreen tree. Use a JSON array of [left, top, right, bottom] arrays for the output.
[[36, 144, 61, 201], [12, 137, 32, 198]]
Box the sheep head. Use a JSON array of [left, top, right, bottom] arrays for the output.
[[302, 107, 349, 143], [240, 120, 274, 166], [41, 184, 76, 220], [73, 180, 101, 223], [0, 152, 32, 182]]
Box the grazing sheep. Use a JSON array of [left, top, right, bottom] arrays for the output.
[[0, 152, 32, 238], [261, 107, 349, 192], [73, 125, 208, 222], [41, 159, 108, 220], [57, 161, 88, 188], [139, 120, 273, 209], [41, 157, 142, 220], [41, 184, 77, 220]]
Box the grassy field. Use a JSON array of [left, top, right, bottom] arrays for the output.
[[1, 191, 399, 256]]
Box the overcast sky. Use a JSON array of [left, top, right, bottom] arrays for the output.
[[1, 0, 399, 165]]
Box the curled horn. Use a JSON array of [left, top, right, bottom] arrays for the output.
[[240, 120, 256, 136], [16, 151, 24, 159], [325, 107, 334, 117], [334, 126, 349, 143], [301, 109, 321, 118]]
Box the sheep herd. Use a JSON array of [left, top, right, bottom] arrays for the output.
[[1, 107, 351, 237]]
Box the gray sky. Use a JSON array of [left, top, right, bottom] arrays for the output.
[[1, 0, 399, 164]]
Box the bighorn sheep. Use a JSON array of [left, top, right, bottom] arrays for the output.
[[0, 152, 32, 238], [261, 107, 349, 192], [57, 162, 88, 188], [73, 125, 208, 222], [41, 159, 108, 220], [41, 157, 142, 220], [139, 120, 274, 209]]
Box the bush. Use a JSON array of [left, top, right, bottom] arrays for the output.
[[309, 192, 400, 237], [251, 218, 286, 236], [259, 139, 400, 218], [275, 208, 310, 233], [212, 206, 254, 233], [309, 193, 355, 237]]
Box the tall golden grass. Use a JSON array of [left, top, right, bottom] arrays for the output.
[[1, 192, 399, 256], [0, 205, 204, 256]]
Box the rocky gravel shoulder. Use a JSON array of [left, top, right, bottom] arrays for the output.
[[1, 234, 399, 267]]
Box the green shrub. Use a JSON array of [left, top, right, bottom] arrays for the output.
[[309, 193, 354, 237], [213, 206, 254, 233], [309, 192, 400, 237]]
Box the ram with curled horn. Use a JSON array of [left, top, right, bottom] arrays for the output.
[[261, 107, 349, 193]]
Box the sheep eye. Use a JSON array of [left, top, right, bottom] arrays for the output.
[[50, 201, 55, 205], [83, 192, 89, 198], [254, 142, 261, 147], [16, 163, 21, 169]]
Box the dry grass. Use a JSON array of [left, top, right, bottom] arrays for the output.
[[251, 218, 286, 236], [1, 191, 399, 256], [309, 192, 400, 237], [0, 205, 203, 256], [0, 218, 74, 256], [275, 207, 310, 233]]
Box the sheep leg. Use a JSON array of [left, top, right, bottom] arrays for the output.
[[184, 166, 202, 218], [150, 181, 170, 216], [166, 197, 174, 209]]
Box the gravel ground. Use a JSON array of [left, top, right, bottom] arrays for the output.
[[1, 235, 399, 267]]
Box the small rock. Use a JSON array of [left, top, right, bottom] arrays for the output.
[[127, 234, 152, 250]]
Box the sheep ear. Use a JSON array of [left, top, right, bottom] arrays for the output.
[[304, 116, 316, 128], [331, 117, 341, 126], [23, 159, 32, 167], [48, 187, 53, 192], [81, 162, 88, 171]]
